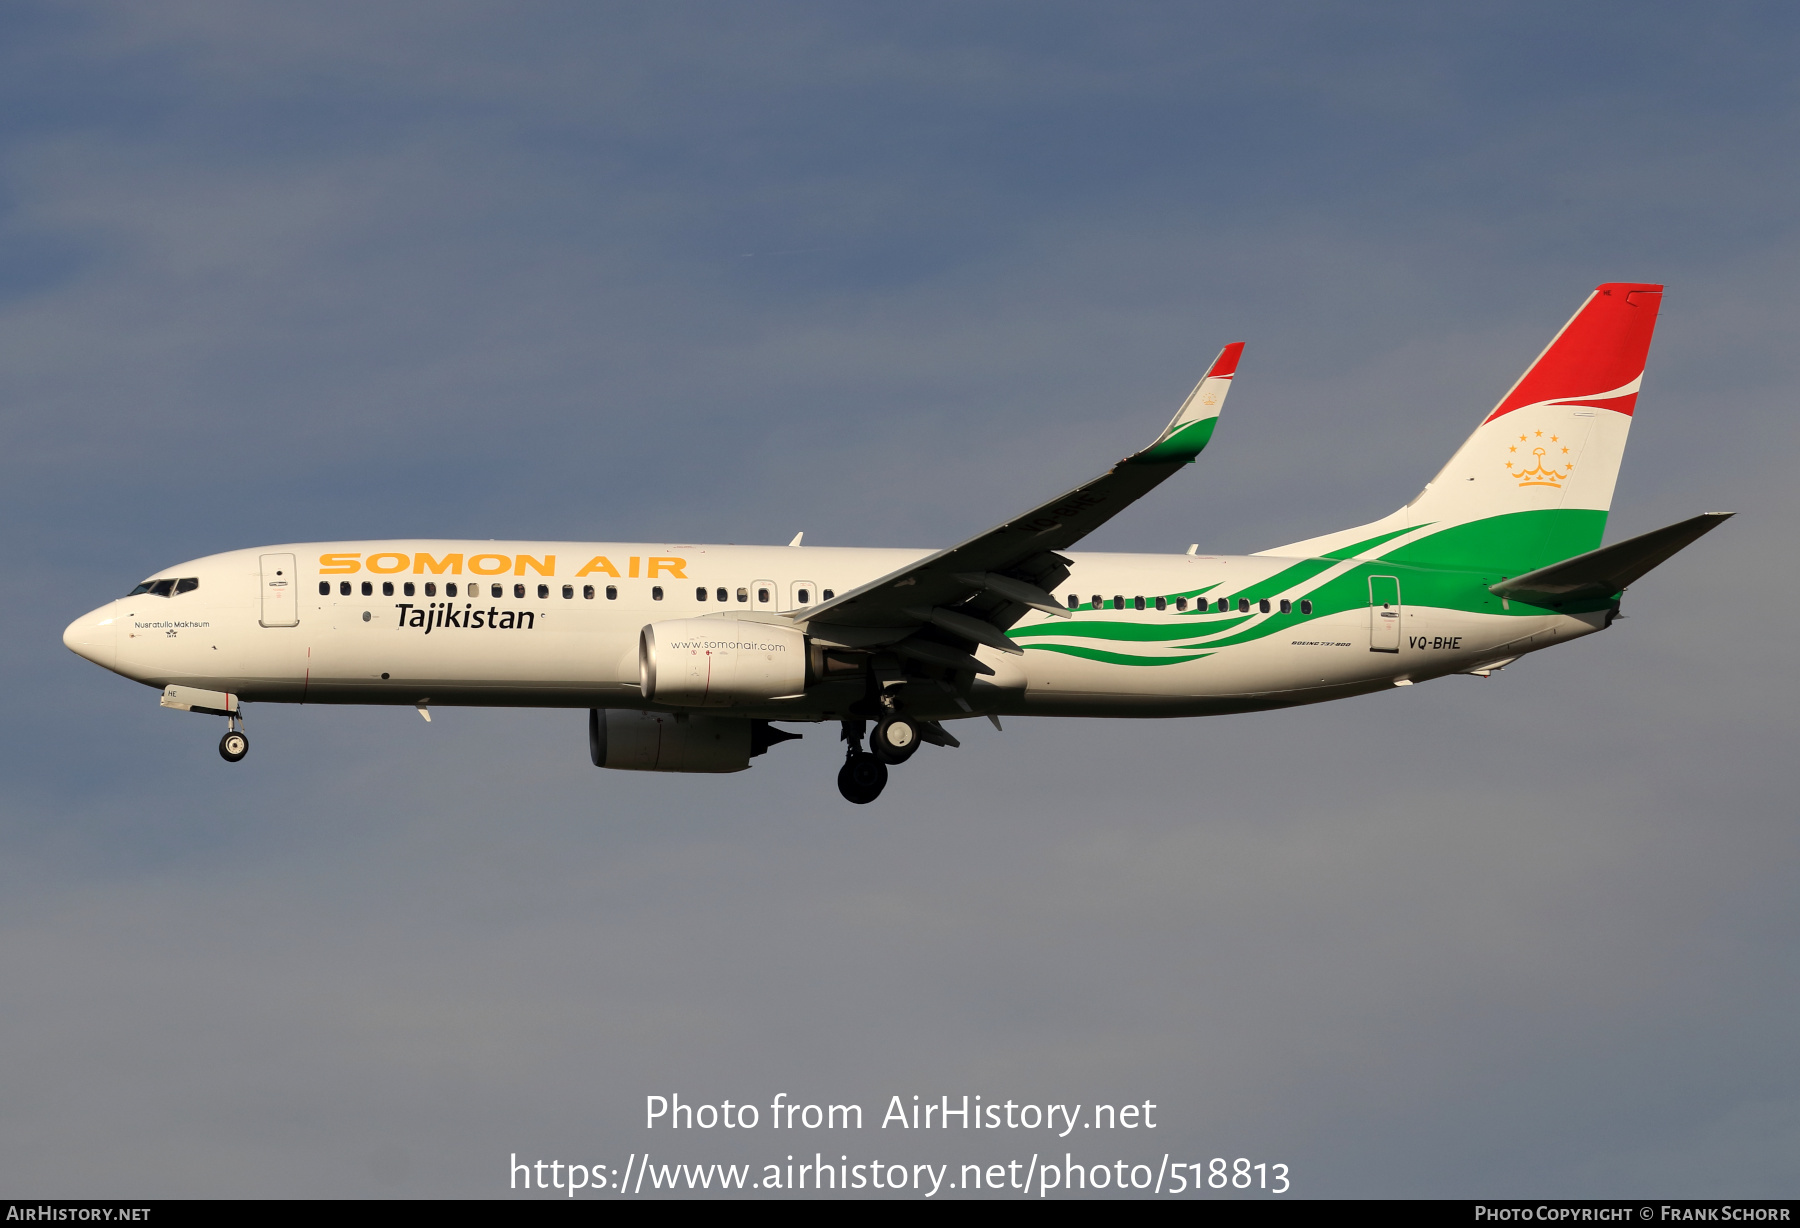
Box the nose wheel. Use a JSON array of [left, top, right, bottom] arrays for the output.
[[219, 730, 249, 762]]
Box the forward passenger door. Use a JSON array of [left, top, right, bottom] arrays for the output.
[[259, 553, 299, 627]]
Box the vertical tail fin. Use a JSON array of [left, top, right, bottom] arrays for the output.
[[1261, 284, 1664, 574]]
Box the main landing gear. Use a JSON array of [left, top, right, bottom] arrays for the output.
[[219, 712, 248, 763], [836, 718, 888, 804], [871, 714, 920, 765]]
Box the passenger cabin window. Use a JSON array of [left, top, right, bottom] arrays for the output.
[[652, 586, 664, 600], [424, 582, 436, 597], [175, 578, 199, 595], [1154, 596, 1166, 611], [446, 583, 457, 597], [403, 582, 416, 597], [757, 587, 770, 603], [606, 586, 618, 600], [1279, 599, 1291, 614], [1067, 594, 1079, 609], [1113, 595, 1124, 610], [797, 588, 810, 604], [1237, 598, 1249, 613], [513, 583, 525, 599], [340, 581, 352, 596], [1092, 595, 1102, 609], [1134, 596, 1145, 611], [1300, 599, 1313, 615], [361, 581, 373, 597], [537, 584, 550, 599], [382, 581, 394, 596], [492, 584, 504, 598], [1259, 599, 1271, 613], [563, 585, 574, 599], [1175, 597, 1187, 611], [736, 587, 748, 603], [715, 587, 727, 602], [822, 589, 834, 600], [318, 581, 330, 596], [584, 585, 595, 599], [696, 587, 708, 601]]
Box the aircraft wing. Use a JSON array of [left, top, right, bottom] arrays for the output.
[[799, 344, 1245, 653]]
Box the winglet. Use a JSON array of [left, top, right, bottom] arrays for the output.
[[1135, 342, 1245, 464]]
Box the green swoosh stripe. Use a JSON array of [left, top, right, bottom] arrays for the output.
[[1022, 643, 1213, 667], [1012, 615, 1253, 642]]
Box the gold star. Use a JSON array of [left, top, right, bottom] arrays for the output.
[[1535, 429, 1543, 437], [1550, 434, 1559, 442], [1519, 434, 1528, 441], [1561, 446, 1570, 454], [1509, 445, 1517, 452]]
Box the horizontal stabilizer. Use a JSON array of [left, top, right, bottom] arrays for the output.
[[1489, 512, 1732, 605]]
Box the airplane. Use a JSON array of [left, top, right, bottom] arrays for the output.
[[63, 282, 1729, 804]]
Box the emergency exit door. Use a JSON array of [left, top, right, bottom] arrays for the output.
[[259, 553, 300, 627], [1368, 575, 1401, 652]]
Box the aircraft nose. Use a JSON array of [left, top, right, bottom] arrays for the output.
[[63, 604, 118, 670]]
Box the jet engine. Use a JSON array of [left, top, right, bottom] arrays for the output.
[[588, 708, 799, 773], [639, 618, 808, 707]]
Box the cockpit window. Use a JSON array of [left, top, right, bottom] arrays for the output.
[[128, 577, 197, 597]]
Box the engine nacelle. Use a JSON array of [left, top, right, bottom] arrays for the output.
[[639, 618, 808, 707], [589, 708, 752, 773]]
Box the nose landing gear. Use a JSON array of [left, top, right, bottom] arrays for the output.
[[219, 712, 248, 763]]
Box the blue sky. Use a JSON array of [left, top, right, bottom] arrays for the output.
[[3, 2, 1796, 1197]]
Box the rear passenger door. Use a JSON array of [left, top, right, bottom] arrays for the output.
[[1368, 575, 1400, 653]]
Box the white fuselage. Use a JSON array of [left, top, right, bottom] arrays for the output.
[[63, 539, 1602, 725]]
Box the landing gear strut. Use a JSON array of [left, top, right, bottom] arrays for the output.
[[836, 719, 888, 804]]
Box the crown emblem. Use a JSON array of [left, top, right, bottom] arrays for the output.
[[1504, 430, 1574, 488]]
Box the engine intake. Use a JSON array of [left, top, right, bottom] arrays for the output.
[[639, 618, 807, 707]]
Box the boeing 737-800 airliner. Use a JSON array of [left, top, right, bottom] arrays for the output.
[[63, 283, 1727, 802]]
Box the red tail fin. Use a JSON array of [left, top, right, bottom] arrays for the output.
[[1482, 283, 1663, 424]]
